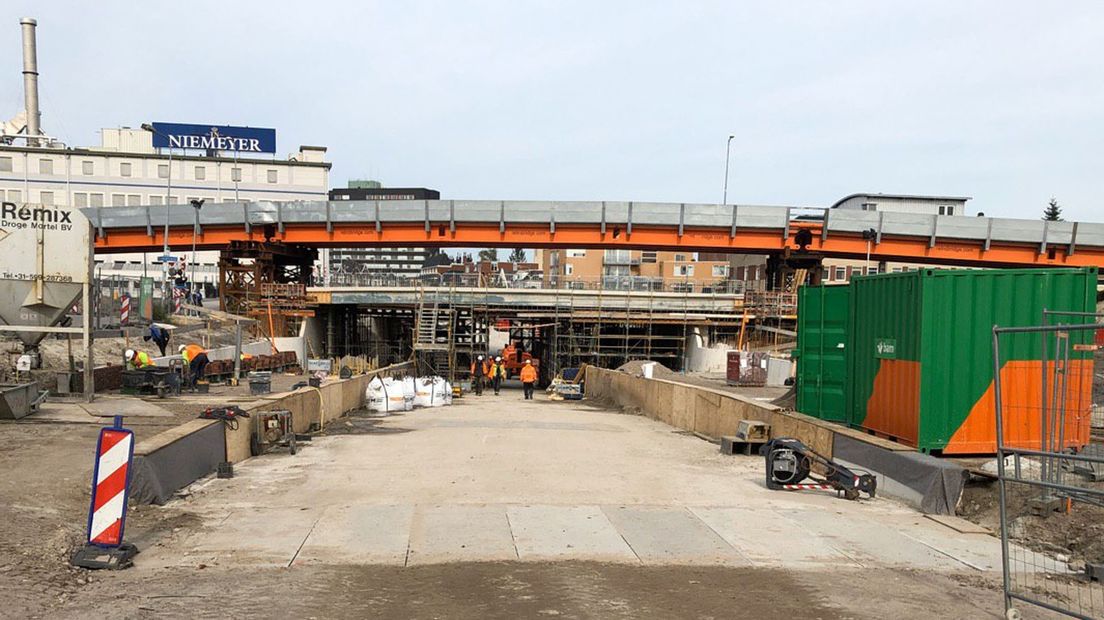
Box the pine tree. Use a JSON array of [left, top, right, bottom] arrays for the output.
[[1043, 198, 1062, 221]]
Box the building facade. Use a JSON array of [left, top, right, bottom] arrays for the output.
[[326, 184, 441, 281], [821, 193, 973, 283], [831, 193, 970, 216], [0, 127, 330, 284], [541, 249, 734, 292]]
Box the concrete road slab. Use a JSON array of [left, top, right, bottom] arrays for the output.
[[690, 507, 858, 568], [602, 505, 748, 565], [407, 504, 517, 565], [295, 504, 413, 566], [145, 507, 322, 568], [782, 508, 961, 569], [508, 505, 637, 562]]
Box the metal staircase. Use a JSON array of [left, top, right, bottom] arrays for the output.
[[413, 287, 452, 378]]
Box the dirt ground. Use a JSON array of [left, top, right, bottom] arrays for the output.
[[959, 475, 1104, 569], [0, 369, 311, 617], [18, 561, 1017, 620]]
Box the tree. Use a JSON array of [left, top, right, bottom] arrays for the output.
[[1043, 198, 1062, 221], [478, 248, 499, 262], [508, 248, 526, 264]]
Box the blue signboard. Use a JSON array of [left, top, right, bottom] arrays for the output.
[[150, 122, 276, 154]]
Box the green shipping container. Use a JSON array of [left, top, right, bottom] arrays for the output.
[[797, 267, 1097, 454], [794, 285, 850, 422]]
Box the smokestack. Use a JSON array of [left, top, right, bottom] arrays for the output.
[[20, 17, 41, 145]]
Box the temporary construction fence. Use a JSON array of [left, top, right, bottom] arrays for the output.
[[993, 320, 1104, 620]]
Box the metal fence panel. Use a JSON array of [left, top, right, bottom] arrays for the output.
[[994, 321, 1104, 619]]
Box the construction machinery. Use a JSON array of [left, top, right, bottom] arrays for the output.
[[499, 341, 538, 379], [761, 437, 876, 501]]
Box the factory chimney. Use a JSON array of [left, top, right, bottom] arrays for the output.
[[20, 18, 42, 145]]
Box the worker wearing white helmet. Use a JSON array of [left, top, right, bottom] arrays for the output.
[[520, 358, 538, 400], [125, 348, 153, 370], [470, 355, 487, 395], [490, 356, 506, 395]]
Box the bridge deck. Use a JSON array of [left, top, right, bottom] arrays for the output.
[[83, 200, 1104, 268]]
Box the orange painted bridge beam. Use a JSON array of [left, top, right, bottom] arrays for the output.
[[91, 221, 1104, 269], [83, 200, 1104, 269]]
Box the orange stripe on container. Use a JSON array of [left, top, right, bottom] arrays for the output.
[[862, 359, 921, 445], [946, 360, 1093, 454]]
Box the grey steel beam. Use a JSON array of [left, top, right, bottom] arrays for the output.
[[76, 199, 1104, 255]]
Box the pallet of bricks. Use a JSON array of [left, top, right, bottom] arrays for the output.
[[203, 351, 299, 381]]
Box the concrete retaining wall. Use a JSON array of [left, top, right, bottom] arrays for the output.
[[587, 366, 833, 455], [585, 366, 965, 514], [132, 361, 414, 503]]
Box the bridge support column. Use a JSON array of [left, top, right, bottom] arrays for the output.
[[765, 251, 824, 291], [217, 240, 318, 335]]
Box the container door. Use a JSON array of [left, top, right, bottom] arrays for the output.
[[795, 285, 850, 422]]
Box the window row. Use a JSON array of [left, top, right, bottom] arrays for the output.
[[0, 155, 280, 183]]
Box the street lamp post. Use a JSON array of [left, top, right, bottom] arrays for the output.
[[141, 123, 173, 315], [722, 134, 735, 205], [189, 199, 205, 310]]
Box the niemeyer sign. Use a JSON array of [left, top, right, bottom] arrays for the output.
[[150, 122, 276, 154]]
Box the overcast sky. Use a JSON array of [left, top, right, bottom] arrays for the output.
[[2, 2, 1101, 220]]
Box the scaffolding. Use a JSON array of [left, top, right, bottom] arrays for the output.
[[315, 278, 797, 382]]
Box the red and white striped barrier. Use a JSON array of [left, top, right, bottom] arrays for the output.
[[782, 483, 837, 492], [86, 421, 134, 547], [119, 294, 130, 326]]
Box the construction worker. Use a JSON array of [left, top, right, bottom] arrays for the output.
[[470, 355, 486, 395], [520, 359, 538, 400], [143, 324, 170, 357], [491, 356, 506, 395], [179, 343, 210, 388], [125, 348, 154, 370]]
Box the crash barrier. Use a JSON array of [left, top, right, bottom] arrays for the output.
[[993, 322, 1104, 619], [129, 361, 414, 504], [584, 366, 966, 515]]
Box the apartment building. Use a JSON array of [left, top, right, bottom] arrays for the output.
[[541, 249, 732, 292], [326, 183, 440, 280]]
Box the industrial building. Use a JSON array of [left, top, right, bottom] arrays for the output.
[[0, 129, 330, 286], [0, 19, 331, 288]]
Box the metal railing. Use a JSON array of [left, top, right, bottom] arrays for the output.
[[993, 320, 1104, 619], [320, 272, 764, 295]]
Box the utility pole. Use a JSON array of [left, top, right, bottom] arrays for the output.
[[141, 123, 174, 315]]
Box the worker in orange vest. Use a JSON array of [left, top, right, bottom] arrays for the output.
[[519, 359, 538, 400], [470, 355, 486, 395], [179, 343, 209, 389]]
